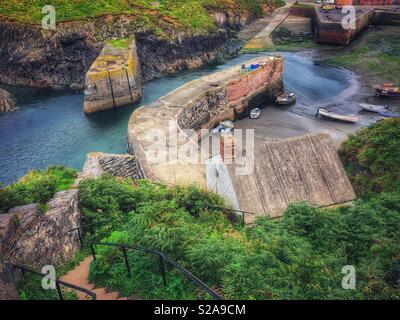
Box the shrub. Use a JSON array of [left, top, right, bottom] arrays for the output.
[[0, 166, 77, 213], [339, 119, 400, 197]]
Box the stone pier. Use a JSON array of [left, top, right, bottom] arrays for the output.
[[127, 56, 284, 187], [83, 37, 142, 114]]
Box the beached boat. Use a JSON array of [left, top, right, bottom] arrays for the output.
[[275, 93, 296, 105], [378, 111, 400, 118], [375, 83, 400, 98], [250, 108, 261, 119], [317, 107, 359, 123], [359, 103, 388, 113]]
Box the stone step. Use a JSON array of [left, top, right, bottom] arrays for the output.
[[60, 256, 136, 300]]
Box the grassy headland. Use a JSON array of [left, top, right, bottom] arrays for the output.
[[0, 0, 282, 32], [0, 166, 77, 213]]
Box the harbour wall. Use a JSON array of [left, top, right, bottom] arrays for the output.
[[83, 37, 142, 113], [127, 57, 283, 187], [314, 8, 375, 46], [373, 9, 400, 25]]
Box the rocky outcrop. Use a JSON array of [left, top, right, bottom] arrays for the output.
[[0, 88, 16, 112], [0, 264, 19, 300], [0, 190, 81, 269], [76, 152, 142, 183], [135, 30, 230, 82], [0, 14, 241, 90]]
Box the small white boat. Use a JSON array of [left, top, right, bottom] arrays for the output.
[[212, 124, 224, 134], [220, 120, 234, 129], [250, 108, 261, 119], [276, 93, 296, 105], [317, 107, 359, 123], [359, 103, 388, 113]]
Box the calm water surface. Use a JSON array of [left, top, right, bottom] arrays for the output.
[[0, 53, 353, 184]]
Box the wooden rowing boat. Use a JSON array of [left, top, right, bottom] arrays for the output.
[[317, 108, 359, 123], [359, 103, 388, 113]]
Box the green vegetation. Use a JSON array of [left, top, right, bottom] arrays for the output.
[[326, 28, 400, 83], [17, 249, 89, 300], [339, 118, 400, 198], [271, 26, 327, 52], [0, 166, 77, 213], [107, 38, 131, 49], [9, 119, 400, 300], [0, 0, 282, 32], [77, 175, 400, 300]]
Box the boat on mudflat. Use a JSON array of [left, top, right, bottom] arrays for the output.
[[359, 103, 388, 113], [250, 108, 261, 119], [375, 83, 400, 98], [275, 92, 296, 105], [317, 107, 360, 123], [378, 111, 400, 118]]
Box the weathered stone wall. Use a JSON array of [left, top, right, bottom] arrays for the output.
[[373, 10, 400, 25], [0, 190, 81, 270], [76, 152, 143, 183], [177, 60, 283, 134], [289, 5, 315, 18], [83, 37, 142, 113], [127, 57, 284, 186], [177, 88, 230, 133], [0, 88, 16, 112], [314, 8, 375, 45]]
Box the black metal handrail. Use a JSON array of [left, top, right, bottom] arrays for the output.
[[89, 242, 223, 300], [13, 264, 97, 300], [205, 205, 256, 226]]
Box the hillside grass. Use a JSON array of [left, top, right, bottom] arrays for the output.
[[77, 176, 400, 300], [326, 27, 400, 84], [339, 118, 400, 198], [0, 0, 281, 31], [0, 166, 77, 213]]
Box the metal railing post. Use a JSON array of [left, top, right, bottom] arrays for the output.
[[158, 255, 167, 287], [55, 281, 63, 300], [77, 228, 83, 248], [121, 246, 132, 278], [90, 243, 96, 260]]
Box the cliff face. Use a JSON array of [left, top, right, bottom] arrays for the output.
[[0, 20, 101, 90], [0, 11, 251, 90], [136, 30, 229, 82]]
